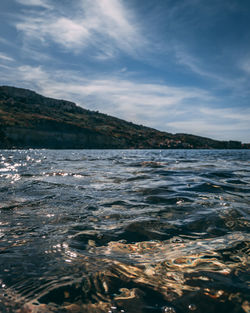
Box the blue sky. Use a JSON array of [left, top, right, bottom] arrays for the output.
[[0, 0, 250, 142]]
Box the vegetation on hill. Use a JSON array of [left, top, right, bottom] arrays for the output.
[[0, 86, 247, 149]]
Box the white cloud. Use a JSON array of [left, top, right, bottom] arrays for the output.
[[0, 53, 14, 62], [15, 0, 51, 8], [93, 0, 142, 53], [18, 65, 49, 82], [16, 15, 90, 51], [46, 18, 90, 48], [15, 0, 145, 56]]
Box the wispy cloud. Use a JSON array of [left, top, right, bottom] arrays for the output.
[[15, 0, 145, 57], [0, 64, 13, 70], [240, 57, 250, 75], [15, 0, 51, 9], [43, 17, 90, 49], [1, 64, 210, 106], [12, 65, 211, 104], [0, 52, 14, 62], [146, 1, 250, 96], [175, 46, 233, 87], [174, 45, 250, 102]]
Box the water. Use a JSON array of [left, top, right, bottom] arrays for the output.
[[0, 149, 249, 313]]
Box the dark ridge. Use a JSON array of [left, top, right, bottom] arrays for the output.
[[0, 85, 248, 149]]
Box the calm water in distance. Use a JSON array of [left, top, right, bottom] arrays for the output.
[[0, 149, 249, 313]]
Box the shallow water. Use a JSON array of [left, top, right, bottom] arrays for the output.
[[0, 149, 249, 313]]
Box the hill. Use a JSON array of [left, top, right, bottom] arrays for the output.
[[0, 86, 247, 149]]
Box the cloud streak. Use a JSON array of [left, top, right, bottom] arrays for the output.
[[0, 53, 14, 62], [15, 0, 51, 8]]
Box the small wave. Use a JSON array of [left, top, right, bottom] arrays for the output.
[[183, 181, 250, 194], [146, 195, 193, 205]]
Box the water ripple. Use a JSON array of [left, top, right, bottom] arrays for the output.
[[0, 149, 249, 313]]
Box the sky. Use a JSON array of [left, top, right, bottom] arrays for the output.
[[0, 0, 250, 142]]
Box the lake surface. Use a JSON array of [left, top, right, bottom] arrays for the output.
[[0, 149, 249, 313]]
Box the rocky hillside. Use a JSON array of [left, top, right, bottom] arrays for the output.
[[0, 86, 247, 149]]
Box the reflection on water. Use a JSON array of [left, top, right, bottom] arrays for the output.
[[0, 149, 249, 313]]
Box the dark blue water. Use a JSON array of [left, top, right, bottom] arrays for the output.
[[0, 150, 249, 313]]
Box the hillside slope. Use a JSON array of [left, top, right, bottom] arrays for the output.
[[0, 86, 246, 149]]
